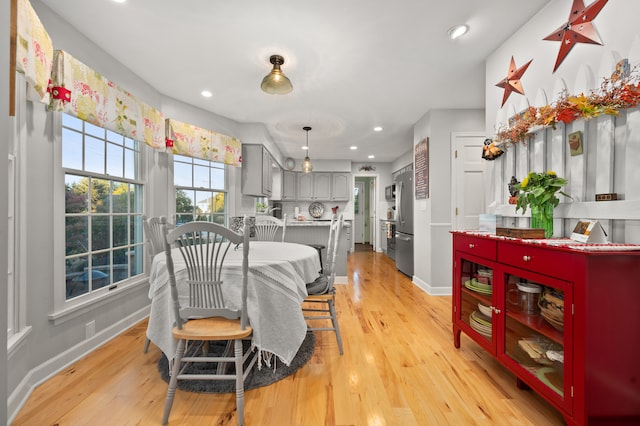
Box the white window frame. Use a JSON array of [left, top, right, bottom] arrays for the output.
[[8, 76, 32, 353], [51, 113, 148, 322]]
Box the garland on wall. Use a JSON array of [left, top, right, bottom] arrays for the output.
[[493, 62, 640, 147]]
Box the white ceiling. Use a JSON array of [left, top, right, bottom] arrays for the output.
[[39, 0, 550, 163]]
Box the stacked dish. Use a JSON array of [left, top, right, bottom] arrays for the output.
[[464, 278, 492, 295], [477, 303, 492, 317], [469, 310, 492, 337], [538, 288, 564, 331]]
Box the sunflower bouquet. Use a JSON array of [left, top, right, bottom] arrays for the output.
[[514, 171, 571, 217]]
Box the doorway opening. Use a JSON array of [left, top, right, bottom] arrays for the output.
[[354, 175, 378, 251]]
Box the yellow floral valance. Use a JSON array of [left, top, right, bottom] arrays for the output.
[[15, 0, 54, 104], [166, 118, 242, 166], [48, 50, 165, 149]]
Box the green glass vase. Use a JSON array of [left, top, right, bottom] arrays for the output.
[[531, 203, 554, 238]]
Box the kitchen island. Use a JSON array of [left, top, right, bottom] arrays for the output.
[[285, 220, 351, 280]]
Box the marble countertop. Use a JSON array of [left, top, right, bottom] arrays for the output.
[[287, 220, 351, 227]]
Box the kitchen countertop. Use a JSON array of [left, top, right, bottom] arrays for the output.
[[287, 220, 351, 227]]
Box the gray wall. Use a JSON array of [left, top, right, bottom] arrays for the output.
[[412, 109, 485, 295]]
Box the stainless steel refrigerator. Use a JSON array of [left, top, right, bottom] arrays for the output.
[[394, 165, 414, 276]]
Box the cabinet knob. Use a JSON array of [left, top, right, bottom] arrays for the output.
[[468, 243, 475, 249], [492, 307, 501, 314], [522, 255, 531, 261]]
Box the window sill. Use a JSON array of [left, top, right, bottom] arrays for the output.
[[48, 277, 150, 326], [8, 326, 33, 359]]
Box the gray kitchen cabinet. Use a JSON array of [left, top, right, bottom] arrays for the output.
[[241, 144, 272, 197], [296, 173, 314, 200], [282, 170, 297, 200], [331, 173, 350, 201], [313, 173, 331, 200]]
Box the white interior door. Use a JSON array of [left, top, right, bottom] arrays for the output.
[[354, 180, 365, 243], [452, 132, 486, 230]]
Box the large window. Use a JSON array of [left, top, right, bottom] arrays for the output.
[[174, 154, 226, 225], [62, 114, 144, 301]]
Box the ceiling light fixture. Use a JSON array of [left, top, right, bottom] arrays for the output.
[[373, 126, 383, 132], [261, 55, 293, 95], [368, 155, 375, 159], [301, 126, 313, 173], [350, 146, 358, 150], [201, 90, 212, 98], [448, 24, 469, 40]]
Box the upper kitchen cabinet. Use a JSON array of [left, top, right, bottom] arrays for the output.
[[296, 172, 315, 200], [331, 173, 350, 201], [241, 144, 273, 197], [282, 170, 297, 200], [313, 173, 332, 200]]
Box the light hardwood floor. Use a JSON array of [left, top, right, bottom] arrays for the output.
[[13, 248, 565, 425]]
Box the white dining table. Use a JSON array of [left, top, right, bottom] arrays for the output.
[[146, 241, 320, 366]]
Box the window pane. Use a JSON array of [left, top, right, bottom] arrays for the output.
[[106, 129, 123, 144], [113, 215, 128, 247], [193, 158, 208, 166], [66, 216, 88, 255], [92, 216, 110, 250], [174, 161, 192, 187], [91, 252, 111, 290], [62, 113, 83, 131], [131, 245, 144, 276], [211, 167, 224, 189], [65, 174, 89, 213], [112, 182, 129, 214], [125, 137, 136, 150], [62, 128, 83, 169], [107, 143, 124, 177], [85, 135, 105, 174], [131, 184, 143, 213], [193, 165, 209, 188], [66, 255, 89, 298], [124, 148, 135, 180], [211, 214, 225, 225], [85, 122, 104, 139], [196, 190, 213, 213], [130, 215, 143, 244], [176, 189, 194, 214], [176, 214, 193, 226], [92, 179, 111, 213], [113, 248, 129, 284], [211, 192, 225, 213]]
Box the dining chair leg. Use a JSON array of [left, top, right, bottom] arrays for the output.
[[162, 339, 185, 425], [234, 338, 246, 426], [143, 337, 151, 354], [329, 298, 344, 355]]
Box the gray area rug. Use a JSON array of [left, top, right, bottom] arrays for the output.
[[158, 332, 315, 393]]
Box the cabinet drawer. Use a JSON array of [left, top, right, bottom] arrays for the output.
[[454, 235, 497, 260], [497, 242, 575, 281]]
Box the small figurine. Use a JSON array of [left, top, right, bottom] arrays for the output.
[[508, 176, 519, 204], [481, 138, 504, 161]]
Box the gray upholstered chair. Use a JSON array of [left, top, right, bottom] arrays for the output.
[[161, 217, 258, 426], [303, 213, 344, 354], [253, 214, 287, 242]]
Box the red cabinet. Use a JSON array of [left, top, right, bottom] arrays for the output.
[[451, 231, 640, 425]]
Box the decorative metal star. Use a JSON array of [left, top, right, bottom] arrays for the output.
[[495, 56, 533, 107], [544, 0, 609, 72]]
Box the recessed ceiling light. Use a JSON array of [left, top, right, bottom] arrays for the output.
[[368, 155, 375, 159], [350, 146, 358, 150], [373, 126, 383, 132], [448, 24, 469, 40], [112, 0, 126, 3], [302, 146, 308, 150], [201, 90, 212, 98]]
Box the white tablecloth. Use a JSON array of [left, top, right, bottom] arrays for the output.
[[147, 242, 320, 365]]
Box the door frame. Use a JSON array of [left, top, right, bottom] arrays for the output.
[[353, 173, 379, 251]]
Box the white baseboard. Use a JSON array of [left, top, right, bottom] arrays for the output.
[[334, 275, 348, 284], [412, 275, 452, 296], [8, 306, 150, 423]]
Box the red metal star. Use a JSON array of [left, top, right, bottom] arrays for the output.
[[496, 56, 533, 107], [544, 0, 608, 72]]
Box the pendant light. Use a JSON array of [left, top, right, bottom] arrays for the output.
[[261, 55, 293, 95], [301, 126, 313, 173]]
